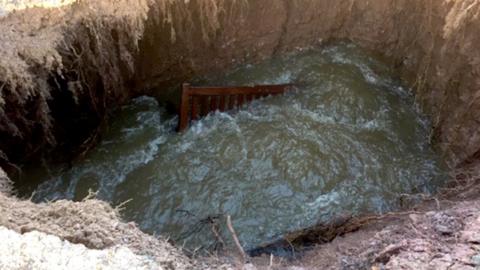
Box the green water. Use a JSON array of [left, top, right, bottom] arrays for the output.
[[23, 43, 447, 251]]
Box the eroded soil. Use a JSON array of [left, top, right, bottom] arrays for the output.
[[1, 0, 480, 269]]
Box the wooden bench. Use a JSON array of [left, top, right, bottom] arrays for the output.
[[177, 83, 293, 131]]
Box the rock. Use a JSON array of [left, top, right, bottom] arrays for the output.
[[243, 263, 257, 270], [408, 214, 421, 223], [374, 243, 405, 264], [461, 230, 480, 244], [448, 264, 476, 270], [472, 254, 480, 266], [431, 212, 463, 235], [461, 216, 480, 244], [451, 244, 476, 265], [429, 254, 453, 269]]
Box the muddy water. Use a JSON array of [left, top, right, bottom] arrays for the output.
[[22, 43, 447, 251]]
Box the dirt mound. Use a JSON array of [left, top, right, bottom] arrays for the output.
[[0, 168, 230, 269], [246, 199, 480, 269], [301, 200, 480, 270], [0, 192, 196, 268], [0, 226, 160, 270]]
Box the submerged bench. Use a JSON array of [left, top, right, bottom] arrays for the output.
[[177, 83, 293, 131]]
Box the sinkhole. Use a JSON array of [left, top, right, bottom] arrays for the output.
[[17, 43, 448, 253]]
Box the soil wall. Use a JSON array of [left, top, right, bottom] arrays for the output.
[[136, 0, 480, 167], [1, 1, 480, 268], [2, 0, 478, 168], [0, 0, 151, 167], [0, 0, 479, 216]]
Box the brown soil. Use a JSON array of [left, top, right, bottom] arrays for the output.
[[1, 0, 480, 168], [248, 173, 480, 269], [0, 0, 150, 166], [1, 0, 480, 269], [263, 199, 480, 270], [137, 0, 480, 168]]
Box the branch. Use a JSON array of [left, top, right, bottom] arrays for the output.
[[226, 215, 246, 261]]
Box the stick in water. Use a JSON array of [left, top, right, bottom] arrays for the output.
[[226, 215, 246, 261]]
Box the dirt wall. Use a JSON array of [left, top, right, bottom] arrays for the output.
[[1, 1, 480, 268], [136, 0, 480, 167], [0, 0, 151, 167], [0, 0, 479, 169]]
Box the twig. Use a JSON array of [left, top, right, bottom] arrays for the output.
[[210, 220, 226, 248], [82, 189, 99, 201], [28, 190, 36, 201], [226, 215, 246, 261], [285, 237, 296, 259], [115, 198, 133, 212]]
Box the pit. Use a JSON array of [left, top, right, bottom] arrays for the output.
[[1, 0, 480, 268], [16, 42, 448, 252]]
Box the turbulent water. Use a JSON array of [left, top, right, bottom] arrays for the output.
[[23, 43, 447, 251]]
